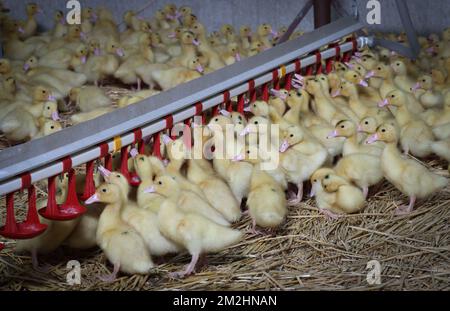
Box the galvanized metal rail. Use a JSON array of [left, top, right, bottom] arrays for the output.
[[0, 17, 364, 196]]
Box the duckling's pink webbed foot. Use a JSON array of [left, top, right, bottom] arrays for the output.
[[319, 208, 340, 220], [363, 186, 369, 199], [98, 263, 120, 283], [287, 182, 303, 206], [169, 253, 199, 279], [394, 196, 416, 215], [247, 218, 262, 235]]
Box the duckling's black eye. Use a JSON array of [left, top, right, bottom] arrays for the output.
[[341, 125, 345, 128], [381, 129, 386, 132], [357, 67, 361, 70], [325, 175, 329, 179], [313, 179, 317, 182], [396, 63, 400, 66], [321, 78, 325, 81], [422, 79, 426, 82], [102, 188, 107, 192], [353, 75, 357, 78], [246, 150, 250, 154], [290, 134, 294, 137], [140, 158, 145, 162], [238, 116, 242, 120], [365, 121, 368, 125], [50, 125, 54, 129], [116, 174, 121, 178], [377, 67, 381, 70], [254, 121, 258, 124], [391, 95, 395, 98], [158, 181, 162, 185], [47, 106, 50, 109], [214, 118, 218, 122]]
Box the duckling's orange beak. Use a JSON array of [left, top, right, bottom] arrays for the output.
[[279, 140, 289, 153], [411, 82, 421, 93], [116, 48, 125, 57], [365, 133, 379, 144], [232, 154, 244, 162], [85, 193, 100, 204], [129, 148, 139, 158], [98, 165, 111, 180], [331, 89, 340, 97], [378, 98, 389, 108], [358, 79, 368, 87], [365, 71, 375, 79], [144, 186, 156, 193], [327, 130, 338, 139], [309, 184, 317, 198], [51, 111, 60, 121]]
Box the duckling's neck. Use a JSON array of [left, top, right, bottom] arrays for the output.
[[27, 12, 36, 20], [347, 87, 359, 100], [381, 141, 402, 166], [136, 165, 152, 180], [390, 104, 412, 127], [98, 202, 123, 233], [167, 157, 184, 172], [181, 43, 196, 54]]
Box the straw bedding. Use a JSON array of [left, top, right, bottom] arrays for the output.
[[0, 86, 449, 291]]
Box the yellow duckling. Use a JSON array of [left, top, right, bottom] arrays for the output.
[[133, 154, 166, 212], [268, 88, 288, 116], [145, 175, 242, 278], [391, 59, 419, 93], [51, 10, 67, 38], [32, 119, 62, 140], [246, 165, 286, 232], [328, 120, 382, 157], [414, 74, 444, 109], [70, 107, 115, 125], [311, 169, 365, 219], [338, 79, 389, 124], [334, 149, 383, 199], [254, 23, 276, 49], [150, 57, 202, 91], [279, 125, 328, 205], [239, 25, 252, 52], [304, 78, 349, 126], [187, 156, 241, 222], [19, 3, 42, 39], [69, 86, 112, 112], [380, 89, 434, 157], [191, 22, 226, 71], [366, 123, 448, 214], [85, 183, 154, 282], [79, 40, 122, 86], [207, 115, 253, 204]]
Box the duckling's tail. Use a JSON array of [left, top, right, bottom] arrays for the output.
[[205, 225, 243, 252]]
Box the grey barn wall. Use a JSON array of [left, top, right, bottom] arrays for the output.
[[3, 0, 450, 35]]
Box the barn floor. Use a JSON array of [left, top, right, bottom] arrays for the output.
[[0, 158, 449, 291]]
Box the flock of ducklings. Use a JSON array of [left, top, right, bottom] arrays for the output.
[[0, 2, 302, 143], [1, 2, 450, 282]]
